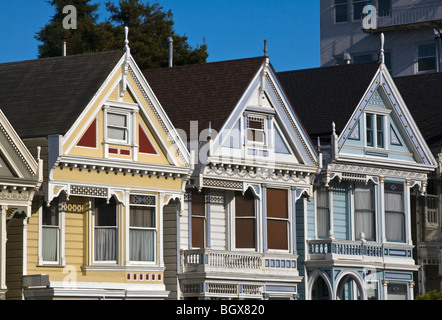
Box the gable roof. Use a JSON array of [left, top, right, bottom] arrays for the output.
[[394, 72, 442, 153], [0, 50, 123, 139], [277, 61, 381, 139], [142, 57, 266, 136]]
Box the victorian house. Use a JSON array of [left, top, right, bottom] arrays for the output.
[[0, 110, 43, 300], [144, 54, 319, 299], [0, 31, 191, 299], [278, 35, 438, 300], [394, 70, 442, 295]]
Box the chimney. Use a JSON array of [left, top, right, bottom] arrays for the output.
[[168, 36, 173, 67], [62, 39, 67, 56]]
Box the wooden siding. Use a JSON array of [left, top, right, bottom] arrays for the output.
[[5, 218, 24, 300], [163, 202, 178, 299]]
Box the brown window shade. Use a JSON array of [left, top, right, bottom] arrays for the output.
[[267, 188, 289, 250], [191, 193, 206, 248], [235, 190, 256, 249], [267, 188, 288, 219], [192, 217, 205, 248], [267, 220, 288, 250]]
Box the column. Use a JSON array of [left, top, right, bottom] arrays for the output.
[[405, 179, 412, 245], [262, 185, 267, 253], [382, 280, 389, 300], [0, 206, 8, 299], [291, 187, 297, 255], [380, 177, 386, 243]]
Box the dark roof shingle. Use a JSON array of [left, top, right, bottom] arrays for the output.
[[0, 50, 123, 139], [143, 57, 266, 136], [277, 61, 381, 138]]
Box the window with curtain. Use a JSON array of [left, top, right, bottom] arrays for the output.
[[42, 199, 60, 262], [235, 189, 256, 249], [129, 195, 156, 262], [316, 189, 330, 239], [385, 182, 405, 242], [355, 183, 375, 240], [267, 188, 289, 250], [191, 192, 206, 248], [94, 198, 118, 262]]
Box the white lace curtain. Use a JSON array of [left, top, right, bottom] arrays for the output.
[[355, 186, 374, 240], [316, 190, 329, 238], [385, 192, 404, 241]]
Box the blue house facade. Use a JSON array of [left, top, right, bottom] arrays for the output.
[[279, 36, 438, 300]]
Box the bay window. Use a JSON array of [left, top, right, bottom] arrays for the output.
[[191, 192, 206, 248], [94, 198, 118, 262], [355, 183, 375, 240], [42, 199, 60, 262], [385, 182, 405, 242], [267, 188, 289, 250], [129, 195, 156, 262], [235, 190, 256, 249]]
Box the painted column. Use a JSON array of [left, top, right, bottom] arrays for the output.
[[187, 192, 192, 250], [205, 192, 211, 249], [262, 184, 267, 253], [0, 205, 7, 299], [405, 179, 412, 245], [291, 187, 297, 255], [380, 177, 386, 243], [382, 280, 389, 300]]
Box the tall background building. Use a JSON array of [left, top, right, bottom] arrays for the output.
[[321, 0, 442, 77]]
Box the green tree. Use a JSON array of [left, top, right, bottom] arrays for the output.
[[35, 0, 208, 69], [415, 290, 442, 300]]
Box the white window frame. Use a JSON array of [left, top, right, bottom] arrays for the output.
[[364, 110, 389, 149], [103, 101, 139, 155], [232, 190, 258, 251], [127, 194, 158, 265], [416, 42, 437, 73], [266, 187, 292, 253], [39, 198, 65, 266], [245, 114, 267, 146]]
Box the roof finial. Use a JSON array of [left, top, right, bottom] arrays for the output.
[[124, 26, 130, 53], [380, 33, 385, 65], [264, 39, 268, 57]]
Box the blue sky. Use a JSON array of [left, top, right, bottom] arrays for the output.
[[0, 0, 319, 72]]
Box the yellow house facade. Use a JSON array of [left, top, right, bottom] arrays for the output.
[[2, 33, 190, 299]]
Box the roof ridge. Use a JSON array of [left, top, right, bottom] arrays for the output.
[[0, 50, 123, 66]]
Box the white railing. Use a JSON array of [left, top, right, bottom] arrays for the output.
[[307, 239, 414, 262], [377, 2, 442, 28], [181, 249, 298, 275]]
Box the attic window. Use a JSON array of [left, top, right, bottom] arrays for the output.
[[108, 113, 128, 142], [247, 115, 266, 144]]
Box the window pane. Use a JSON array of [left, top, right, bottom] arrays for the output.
[[108, 127, 127, 141], [130, 229, 155, 261], [267, 189, 288, 219], [95, 199, 117, 226], [42, 227, 58, 261], [236, 219, 256, 249], [418, 57, 436, 72], [387, 283, 408, 300], [192, 217, 205, 248], [235, 190, 255, 217], [355, 186, 373, 210], [267, 220, 288, 250], [378, 0, 391, 16], [130, 207, 155, 228], [335, 0, 348, 23], [43, 203, 59, 226], [385, 192, 403, 212], [191, 193, 205, 217], [108, 113, 127, 127], [317, 208, 330, 238], [355, 211, 375, 240], [94, 228, 117, 261]]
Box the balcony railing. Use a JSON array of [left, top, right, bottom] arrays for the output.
[[307, 239, 414, 264], [181, 249, 298, 276], [374, 2, 442, 30]]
